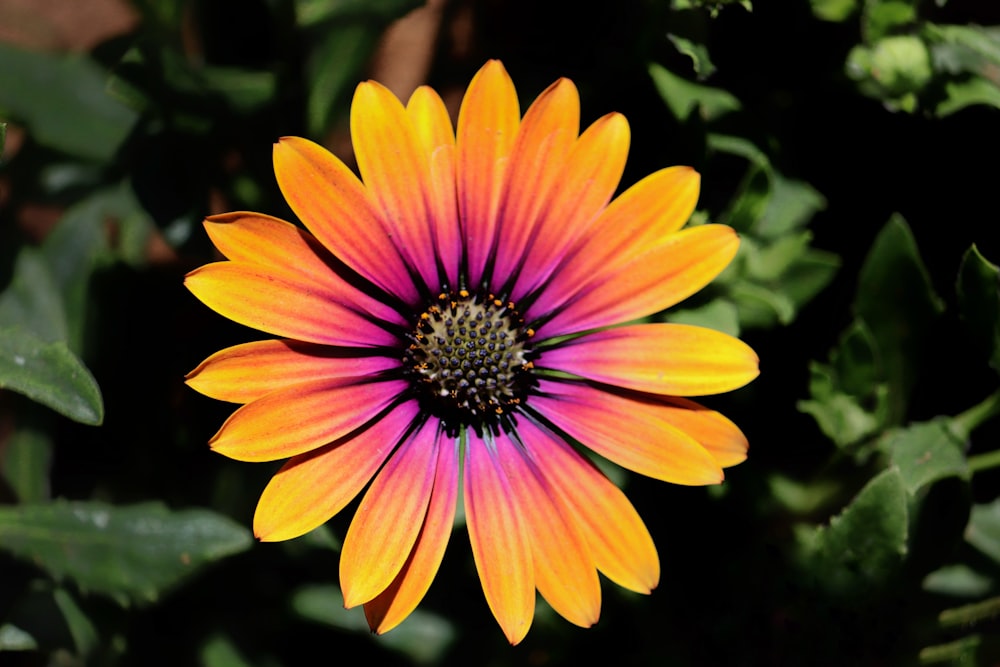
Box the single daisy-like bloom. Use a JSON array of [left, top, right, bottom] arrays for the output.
[[185, 60, 758, 644]]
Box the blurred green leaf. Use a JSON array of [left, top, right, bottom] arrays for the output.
[[0, 501, 253, 605], [966, 498, 1000, 566], [768, 474, 843, 516], [847, 36, 933, 106], [295, 0, 422, 26], [729, 280, 796, 328], [649, 62, 741, 122], [0, 43, 137, 161], [811, 0, 857, 22], [936, 75, 1000, 115], [957, 245, 1000, 371], [863, 0, 918, 42], [926, 23, 1000, 72], [108, 45, 278, 119], [883, 418, 969, 495], [668, 34, 716, 78], [756, 174, 827, 239], [718, 164, 770, 233], [0, 624, 38, 651], [798, 468, 909, 595], [292, 585, 455, 665], [0, 327, 103, 425], [799, 364, 888, 448], [2, 425, 52, 502], [200, 634, 254, 667], [0, 248, 68, 343], [923, 564, 994, 598], [707, 133, 770, 168], [666, 299, 741, 336], [1, 121, 6, 157], [52, 588, 98, 657], [855, 214, 944, 424], [306, 25, 377, 137]]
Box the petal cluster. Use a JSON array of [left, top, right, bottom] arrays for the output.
[[185, 60, 758, 644]]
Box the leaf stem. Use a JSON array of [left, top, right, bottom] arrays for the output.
[[953, 389, 1000, 438]]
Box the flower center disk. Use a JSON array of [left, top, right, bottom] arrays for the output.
[[404, 290, 534, 425]]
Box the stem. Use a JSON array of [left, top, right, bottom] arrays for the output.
[[953, 389, 1000, 438], [969, 448, 1000, 474]]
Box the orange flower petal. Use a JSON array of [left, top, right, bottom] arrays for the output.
[[511, 112, 631, 302], [406, 86, 461, 288], [202, 212, 406, 328], [352, 81, 439, 292], [272, 136, 419, 304], [538, 323, 759, 397], [341, 420, 439, 607], [253, 400, 419, 541], [184, 262, 399, 348], [491, 78, 579, 288], [656, 397, 749, 468], [518, 418, 659, 593], [530, 166, 700, 308], [464, 430, 534, 645], [186, 339, 398, 404], [364, 434, 459, 634], [536, 224, 739, 338], [456, 60, 520, 287], [209, 378, 407, 462], [497, 432, 600, 628], [531, 379, 724, 485]]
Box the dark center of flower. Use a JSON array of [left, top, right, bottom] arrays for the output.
[[404, 290, 535, 427]]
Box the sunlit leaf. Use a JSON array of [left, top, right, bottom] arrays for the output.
[[810, 0, 857, 22], [957, 245, 1000, 372], [649, 62, 741, 122], [0, 327, 103, 425], [0, 501, 253, 605], [0, 43, 137, 161]]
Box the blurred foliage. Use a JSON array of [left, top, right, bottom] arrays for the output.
[[1, 0, 999, 665]]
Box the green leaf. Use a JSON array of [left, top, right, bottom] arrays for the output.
[[923, 564, 994, 598], [966, 498, 1000, 566], [0, 247, 68, 343], [200, 634, 254, 667], [0, 43, 137, 161], [755, 174, 827, 239], [52, 588, 98, 657], [0, 501, 253, 605], [936, 75, 1000, 116], [957, 245, 1000, 371], [649, 63, 741, 122], [294, 0, 422, 27], [810, 0, 857, 22], [306, 25, 379, 137], [797, 468, 909, 595], [666, 299, 741, 336], [863, 1, 918, 42], [2, 425, 52, 502], [926, 23, 1000, 71], [292, 585, 456, 665], [854, 215, 944, 424], [883, 418, 969, 495], [0, 327, 103, 425], [667, 34, 716, 78], [0, 624, 38, 651]]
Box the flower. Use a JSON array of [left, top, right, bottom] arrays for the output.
[[184, 59, 758, 645]]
